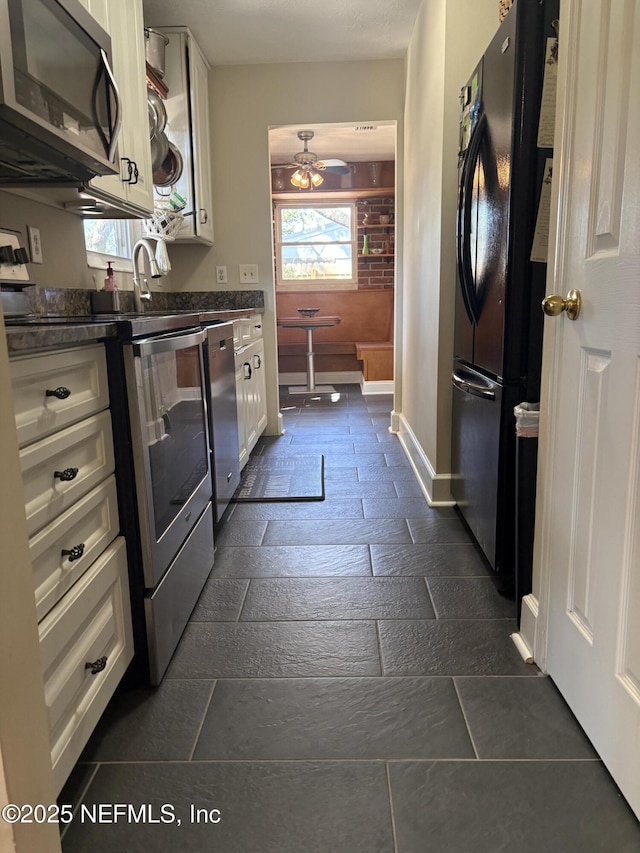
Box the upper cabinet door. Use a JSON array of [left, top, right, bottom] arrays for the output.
[[82, 0, 153, 215], [161, 28, 214, 244], [188, 39, 214, 244]]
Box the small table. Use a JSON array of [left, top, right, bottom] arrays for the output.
[[277, 315, 341, 394]]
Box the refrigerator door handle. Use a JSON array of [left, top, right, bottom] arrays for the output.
[[451, 369, 497, 400], [457, 112, 487, 326]]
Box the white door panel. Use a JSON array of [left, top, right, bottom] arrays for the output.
[[538, 0, 640, 818]]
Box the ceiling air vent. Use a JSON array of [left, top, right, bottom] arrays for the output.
[[353, 125, 378, 132]]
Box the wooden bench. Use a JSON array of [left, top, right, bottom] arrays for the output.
[[355, 341, 394, 381]]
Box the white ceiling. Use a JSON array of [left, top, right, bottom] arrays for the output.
[[142, 2, 408, 163], [142, 0, 422, 67], [269, 122, 396, 164]]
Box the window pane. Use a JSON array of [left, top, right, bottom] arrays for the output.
[[83, 220, 132, 259], [281, 244, 353, 281], [280, 207, 351, 244]]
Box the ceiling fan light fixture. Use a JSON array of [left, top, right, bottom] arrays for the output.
[[290, 168, 309, 189], [310, 170, 324, 188]]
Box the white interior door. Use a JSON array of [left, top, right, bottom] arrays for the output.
[[537, 0, 640, 817]]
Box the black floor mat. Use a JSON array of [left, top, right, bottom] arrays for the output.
[[231, 455, 325, 502]]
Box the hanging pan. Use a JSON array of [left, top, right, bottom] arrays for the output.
[[147, 87, 167, 135], [153, 141, 183, 187], [150, 129, 169, 172]]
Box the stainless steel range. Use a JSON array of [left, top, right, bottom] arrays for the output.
[[107, 314, 214, 684]]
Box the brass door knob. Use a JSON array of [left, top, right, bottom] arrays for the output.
[[541, 288, 582, 321]]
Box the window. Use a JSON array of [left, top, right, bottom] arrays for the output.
[[275, 202, 357, 290], [83, 219, 140, 270]]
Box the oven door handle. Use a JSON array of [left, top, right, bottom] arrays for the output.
[[133, 328, 207, 357]]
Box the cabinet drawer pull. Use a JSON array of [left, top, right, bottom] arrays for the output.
[[243, 362, 252, 380], [54, 467, 79, 482], [253, 354, 262, 369], [61, 543, 85, 562], [46, 386, 71, 400], [85, 655, 108, 675]]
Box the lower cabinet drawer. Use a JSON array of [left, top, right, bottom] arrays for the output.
[[10, 344, 109, 448], [30, 476, 120, 621], [38, 537, 133, 794], [20, 410, 115, 536]]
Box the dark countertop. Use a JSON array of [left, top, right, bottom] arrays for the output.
[[5, 308, 261, 354]]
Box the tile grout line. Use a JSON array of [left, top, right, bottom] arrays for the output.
[[187, 680, 218, 761], [385, 762, 400, 853], [452, 677, 480, 761], [74, 757, 605, 766], [58, 762, 101, 840], [236, 578, 252, 622], [375, 620, 385, 676], [423, 575, 439, 619]]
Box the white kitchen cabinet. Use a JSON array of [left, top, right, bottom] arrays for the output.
[[234, 318, 267, 468], [10, 343, 133, 795], [10, 344, 109, 447], [159, 28, 214, 244], [235, 351, 251, 467], [20, 410, 115, 537], [248, 338, 267, 449], [78, 0, 153, 215], [39, 537, 133, 793], [30, 476, 120, 622]]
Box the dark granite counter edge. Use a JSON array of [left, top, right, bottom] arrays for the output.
[[6, 308, 261, 354], [21, 287, 265, 317], [6, 323, 119, 354]]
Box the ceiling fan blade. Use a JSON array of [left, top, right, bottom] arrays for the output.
[[316, 160, 350, 175]]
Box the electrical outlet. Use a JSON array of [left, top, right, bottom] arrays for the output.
[[239, 264, 259, 284], [216, 265, 228, 284]]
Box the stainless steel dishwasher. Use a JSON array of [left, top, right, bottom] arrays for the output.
[[203, 321, 240, 524]]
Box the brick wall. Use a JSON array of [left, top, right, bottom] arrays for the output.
[[357, 196, 395, 289]]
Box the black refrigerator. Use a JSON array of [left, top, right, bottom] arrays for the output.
[[451, 0, 558, 593]]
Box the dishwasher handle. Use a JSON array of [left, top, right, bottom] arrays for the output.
[[451, 369, 497, 400], [133, 328, 206, 357]]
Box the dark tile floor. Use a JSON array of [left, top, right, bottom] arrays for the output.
[[60, 386, 640, 851]]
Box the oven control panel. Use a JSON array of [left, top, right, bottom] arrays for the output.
[[0, 228, 32, 284]]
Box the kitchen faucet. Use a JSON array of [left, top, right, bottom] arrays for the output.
[[131, 238, 161, 312]]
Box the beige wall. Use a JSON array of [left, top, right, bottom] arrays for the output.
[[400, 0, 498, 500], [0, 191, 94, 289], [168, 59, 405, 433]]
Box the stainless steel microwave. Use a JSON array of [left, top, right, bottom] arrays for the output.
[[0, 0, 122, 185]]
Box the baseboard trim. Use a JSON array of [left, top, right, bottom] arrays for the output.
[[519, 593, 539, 663], [393, 412, 454, 506], [360, 378, 394, 395]]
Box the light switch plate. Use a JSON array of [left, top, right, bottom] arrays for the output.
[[239, 263, 259, 284], [27, 226, 43, 264]]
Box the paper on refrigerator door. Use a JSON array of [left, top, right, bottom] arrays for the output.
[[537, 37, 559, 147], [531, 159, 554, 263]]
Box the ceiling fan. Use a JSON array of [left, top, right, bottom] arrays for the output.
[[274, 130, 350, 189]]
